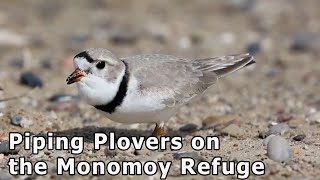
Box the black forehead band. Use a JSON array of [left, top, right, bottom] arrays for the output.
[[74, 51, 95, 63]]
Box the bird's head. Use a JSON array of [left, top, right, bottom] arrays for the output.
[[66, 48, 126, 106], [66, 48, 124, 85]]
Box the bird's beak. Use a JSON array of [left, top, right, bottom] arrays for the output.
[[66, 68, 85, 85]]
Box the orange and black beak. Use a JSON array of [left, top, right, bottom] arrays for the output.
[[66, 68, 85, 85]]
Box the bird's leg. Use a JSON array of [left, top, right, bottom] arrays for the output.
[[151, 122, 166, 138]]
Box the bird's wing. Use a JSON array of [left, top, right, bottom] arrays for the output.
[[121, 53, 254, 107]]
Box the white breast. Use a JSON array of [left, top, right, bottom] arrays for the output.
[[102, 76, 177, 124]]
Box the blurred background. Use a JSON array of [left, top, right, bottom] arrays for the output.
[[0, 0, 320, 179]]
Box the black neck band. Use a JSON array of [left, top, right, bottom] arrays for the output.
[[94, 61, 129, 113]]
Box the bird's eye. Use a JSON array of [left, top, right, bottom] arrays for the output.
[[96, 61, 105, 69]]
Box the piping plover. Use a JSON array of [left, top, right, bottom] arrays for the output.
[[66, 48, 255, 137]]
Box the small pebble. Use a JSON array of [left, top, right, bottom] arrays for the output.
[[20, 72, 43, 88], [0, 140, 20, 155], [221, 124, 245, 138], [173, 151, 203, 161], [290, 32, 320, 52], [10, 115, 23, 126], [246, 42, 260, 55], [41, 58, 52, 69], [269, 123, 290, 135], [267, 136, 293, 162], [48, 93, 79, 102], [109, 28, 138, 45], [263, 134, 275, 146], [179, 123, 198, 132], [277, 113, 293, 122], [293, 134, 306, 141], [10, 115, 33, 128]]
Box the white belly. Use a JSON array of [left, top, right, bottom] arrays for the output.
[[101, 107, 177, 124]]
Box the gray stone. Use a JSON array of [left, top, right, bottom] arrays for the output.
[[0, 140, 20, 154], [267, 136, 293, 162], [173, 151, 203, 161], [269, 123, 290, 135]]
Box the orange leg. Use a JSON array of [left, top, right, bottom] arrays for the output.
[[151, 123, 166, 138]]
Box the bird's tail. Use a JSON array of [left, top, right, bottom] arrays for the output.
[[196, 53, 255, 78]]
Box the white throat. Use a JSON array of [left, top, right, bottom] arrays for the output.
[[76, 68, 125, 106]]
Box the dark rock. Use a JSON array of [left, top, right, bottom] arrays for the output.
[[293, 134, 306, 141], [179, 123, 198, 132], [247, 42, 260, 55], [48, 93, 79, 102], [0, 140, 20, 155], [20, 72, 44, 88], [290, 32, 320, 52], [41, 58, 52, 69]]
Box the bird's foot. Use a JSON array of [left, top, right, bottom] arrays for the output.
[[151, 123, 166, 138]]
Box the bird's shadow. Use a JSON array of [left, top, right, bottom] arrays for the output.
[[54, 126, 187, 143]]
